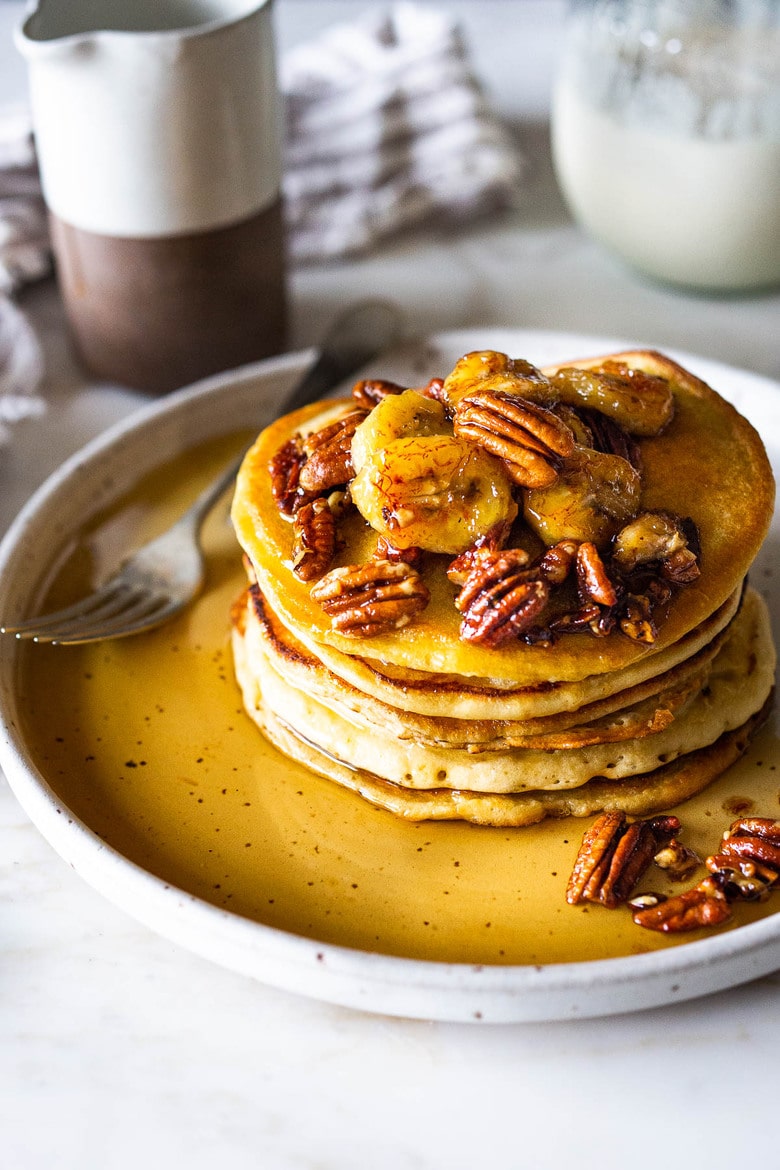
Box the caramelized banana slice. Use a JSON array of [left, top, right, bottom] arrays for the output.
[[351, 434, 517, 555], [351, 390, 449, 473], [440, 350, 553, 410], [350, 389, 516, 554], [550, 364, 674, 437], [523, 447, 641, 548]]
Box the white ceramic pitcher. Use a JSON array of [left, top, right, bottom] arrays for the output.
[[16, 0, 287, 392]]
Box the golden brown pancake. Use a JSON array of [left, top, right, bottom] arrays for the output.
[[232, 599, 773, 825], [243, 584, 728, 750], [230, 348, 776, 825], [244, 573, 742, 727], [233, 585, 774, 796], [232, 351, 773, 685]]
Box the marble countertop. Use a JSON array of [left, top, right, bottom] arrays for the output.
[[2, 2, 779, 1167]]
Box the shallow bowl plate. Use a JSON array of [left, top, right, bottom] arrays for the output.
[[0, 329, 778, 1023]]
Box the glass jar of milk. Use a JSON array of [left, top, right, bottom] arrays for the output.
[[551, 0, 780, 291]]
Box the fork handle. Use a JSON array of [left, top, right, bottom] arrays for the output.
[[180, 354, 323, 530], [181, 452, 248, 531]]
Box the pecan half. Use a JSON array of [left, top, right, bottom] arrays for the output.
[[446, 522, 515, 586], [567, 812, 680, 909], [576, 541, 619, 607], [705, 854, 778, 901], [578, 406, 642, 470], [421, 376, 446, 403], [631, 885, 732, 932], [269, 436, 306, 517], [549, 603, 615, 639], [537, 539, 580, 586], [291, 497, 338, 582], [298, 409, 368, 494], [453, 390, 575, 488], [352, 379, 406, 409], [310, 559, 430, 636], [718, 834, 780, 872], [447, 542, 528, 588], [453, 549, 549, 647], [727, 817, 780, 843]]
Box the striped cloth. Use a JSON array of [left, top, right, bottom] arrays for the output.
[[281, 2, 523, 262]]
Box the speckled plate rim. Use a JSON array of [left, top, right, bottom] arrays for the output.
[[1, 329, 778, 1024]]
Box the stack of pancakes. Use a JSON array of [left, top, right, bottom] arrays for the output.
[[230, 349, 775, 826]]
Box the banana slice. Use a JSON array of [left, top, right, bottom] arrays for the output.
[[350, 389, 516, 554]]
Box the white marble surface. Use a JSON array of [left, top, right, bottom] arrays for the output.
[[2, 2, 780, 1167]]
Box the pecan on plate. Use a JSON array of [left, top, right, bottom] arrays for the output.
[[310, 559, 430, 636], [291, 497, 339, 582], [352, 378, 407, 410], [452, 390, 575, 488], [726, 817, 780, 844], [634, 817, 780, 931], [298, 409, 368, 494], [653, 837, 701, 881], [631, 882, 732, 932], [705, 854, 778, 901], [717, 819, 780, 873], [452, 548, 548, 647], [567, 812, 680, 909], [269, 436, 306, 517]]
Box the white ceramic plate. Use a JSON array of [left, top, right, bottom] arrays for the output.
[[1, 329, 778, 1023]]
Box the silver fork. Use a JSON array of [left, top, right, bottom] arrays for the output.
[[1, 300, 404, 645]]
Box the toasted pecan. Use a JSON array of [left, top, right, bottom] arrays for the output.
[[453, 390, 575, 488], [352, 379, 407, 410], [452, 548, 549, 648], [311, 559, 430, 637], [291, 497, 339, 582], [631, 884, 732, 932], [269, 436, 306, 517], [298, 409, 368, 494], [567, 812, 680, 909]]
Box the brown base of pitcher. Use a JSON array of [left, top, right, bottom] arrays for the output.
[[50, 199, 288, 394]]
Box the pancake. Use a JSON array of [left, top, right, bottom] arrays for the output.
[[232, 350, 773, 684], [230, 346, 776, 825], [232, 599, 774, 826], [243, 584, 730, 750], [247, 572, 742, 723], [232, 585, 774, 796]]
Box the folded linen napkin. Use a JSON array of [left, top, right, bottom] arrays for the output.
[[281, 2, 523, 261], [0, 103, 50, 295], [0, 103, 47, 443]]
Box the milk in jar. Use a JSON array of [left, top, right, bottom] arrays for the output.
[[551, 0, 780, 291]]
